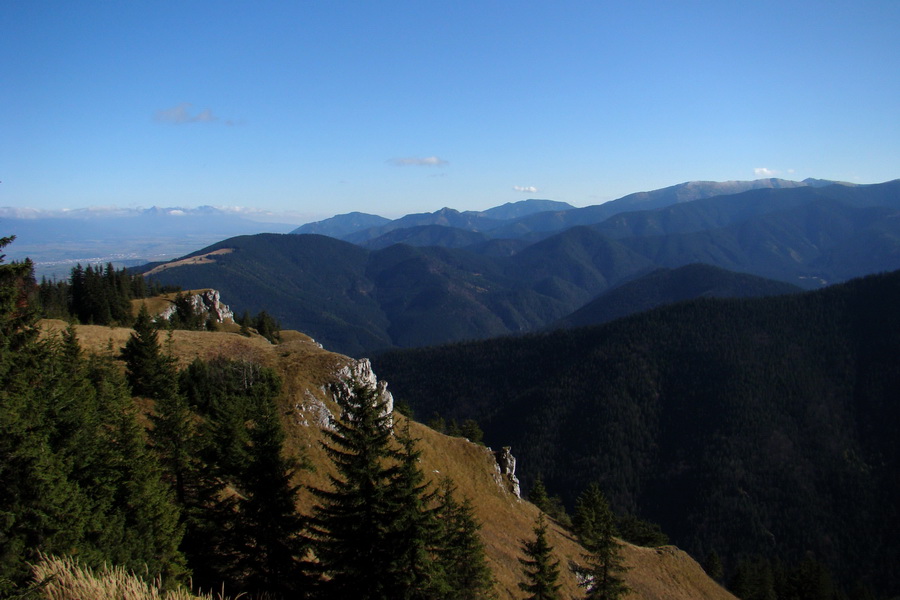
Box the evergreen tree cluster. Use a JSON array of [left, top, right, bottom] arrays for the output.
[[38, 263, 177, 325], [3, 236, 494, 600], [1, 238, 184, 593], [518, 483, 628, 600], [235, 309, 282, 342], [306, 379, 494, 600]]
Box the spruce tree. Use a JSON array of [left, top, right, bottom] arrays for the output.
[[306, 378, 406, 599], [529, 477, 553, 513], [573, 483, 628, 600], [383, 421, 440, 600], [121, 304, 177, 398], [432, 478, 495, 600], [227, 399, 311, 599], [518, 513, 562, 600], [0, 243, 185, 588]]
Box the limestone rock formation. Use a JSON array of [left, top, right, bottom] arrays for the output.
[[157, 289, 234, 323], [492, 446, 521, 498]]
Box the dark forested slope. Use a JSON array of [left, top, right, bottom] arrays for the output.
[[554, 263, 801, 329], [372, 270, 900, 596]]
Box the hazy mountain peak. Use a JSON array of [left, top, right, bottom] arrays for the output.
[[471, 198, 575, 220]]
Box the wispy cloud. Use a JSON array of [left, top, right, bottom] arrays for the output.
[[754, 167, 778, 177], [513, 185, 538, 193], [388, 156, 449, 167], [154, 102, 226, 124]]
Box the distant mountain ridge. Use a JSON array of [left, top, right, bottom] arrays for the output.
[[135, 179, 900, 355], [291, 178, 856, 248], [137, 179, 900, 356]]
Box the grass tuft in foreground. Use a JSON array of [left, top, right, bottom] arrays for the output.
[[27, 555, 232, 600]]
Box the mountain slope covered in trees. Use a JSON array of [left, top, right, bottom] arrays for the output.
[[139, 180, 900, 356], [553, 263, 801, 329], [3, 233, 740, 600], [372, 269, 900, 598]]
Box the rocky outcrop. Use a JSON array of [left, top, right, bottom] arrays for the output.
[[293, 389, 335, 431], [333, 358, 395, 427], [157, 289, 234, 323], [492, 446, 521, 498]]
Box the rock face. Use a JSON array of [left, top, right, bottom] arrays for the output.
[[157, 289, 234, 323], [333, 358, 395, 426], [492, 446, 521, 498]]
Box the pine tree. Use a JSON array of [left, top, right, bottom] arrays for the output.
[[306, 378, 407, 599], [383, 421, 440, 600], [529, 477, 553, 513], [518, 513, 562, 600], [121, 304, 177, 398], [0, 242, 185, 588], [573, 483, 628, 600], [432, 479, 495, 600], [227, 398, 311, 599]]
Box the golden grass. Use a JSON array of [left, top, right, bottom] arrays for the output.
[[143, 248, 233, 277], [53, 319, 736, 600], [29, 555, 221, 600]]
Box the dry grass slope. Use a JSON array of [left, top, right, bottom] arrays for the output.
[[38, 319, 736, 600]]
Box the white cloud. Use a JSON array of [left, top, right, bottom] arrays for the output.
[[513, 185, 538, 193], [154, 103, 220, 124], [388, 156, 449, 167], [754, 167, 778, 177]]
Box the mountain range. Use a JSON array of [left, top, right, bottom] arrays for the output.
[[138, 178, 900, 356]]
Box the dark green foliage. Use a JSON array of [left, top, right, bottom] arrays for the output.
[[373, 269, 900, 597], [431, 479, 495, 600], [234, 309, 280, 342], [573, 484, 628, 600], [308, 381, 493, 600], [168, 292, 205, 330], [703, 551, 724, 583], [0, 238, 185, 588], [225, 400, 310, 599], [172, 356, 305, 598], [518, 514, 561, 600], [527, 478, 571, 528], [614, 513, 668, 548], [38, 263, 168, 325], [426, 412, 485, 445], [306, 380, 409, 599], [555, 263, 801, 329], [121, 304, 178, 399], [252, 310, 281, 343]]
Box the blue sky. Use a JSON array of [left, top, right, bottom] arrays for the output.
[[2, 1, 899, 223]]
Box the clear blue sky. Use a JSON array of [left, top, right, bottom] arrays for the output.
[[3, 1, 899, 222]]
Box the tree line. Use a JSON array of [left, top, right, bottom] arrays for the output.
[[38, 263, 178, 324]]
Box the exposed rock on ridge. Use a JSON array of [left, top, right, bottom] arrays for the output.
[[157, 289, 234, 323], [492, 446, 521, 498]]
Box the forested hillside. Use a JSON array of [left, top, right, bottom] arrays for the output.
[[554, 263, 801, 329], [139, 180, 900, 356], [1, 235, 735, 600], [373, 269, 900, 598]]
